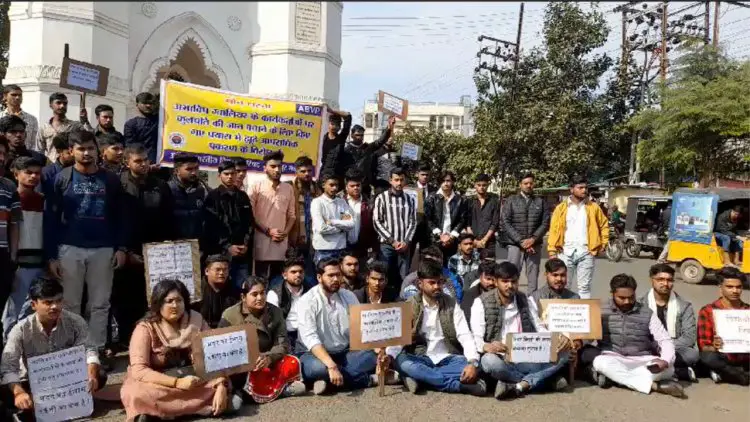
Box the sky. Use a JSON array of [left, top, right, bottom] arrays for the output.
[[339, 1, 750, 123]]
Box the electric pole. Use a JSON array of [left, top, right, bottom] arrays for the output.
[[705, 1, 711, 44], [660, 2, 668, 83], [713, 1, 720, 47]]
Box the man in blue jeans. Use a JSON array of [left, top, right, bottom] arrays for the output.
[[470, 261, 574, 399], [385, 259, 486, 396], [715, 206, 744, 266], [310, 173, 354, 265], [296, 258, 397, 395]]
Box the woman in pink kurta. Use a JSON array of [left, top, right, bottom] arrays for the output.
[[120, 279, 240, 421]]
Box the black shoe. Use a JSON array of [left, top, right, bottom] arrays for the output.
[[134, 415, 161, 422], [459, 379, 487, 397]]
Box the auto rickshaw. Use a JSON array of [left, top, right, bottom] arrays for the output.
[[622, 195, 672, 259], [665, 188, 750, 284]]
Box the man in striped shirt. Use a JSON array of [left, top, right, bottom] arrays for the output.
[[373, 167, 416, 297]]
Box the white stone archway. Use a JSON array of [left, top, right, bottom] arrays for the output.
[[131, 12, 245, 95]]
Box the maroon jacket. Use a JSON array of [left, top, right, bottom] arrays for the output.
[[341, 192, 379, 254]]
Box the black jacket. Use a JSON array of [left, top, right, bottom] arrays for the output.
[[425, 191, 469, 237], [353, 287, 400, 304], [120, 171, 175, 253], [500, 193, 550, 246], [372, 147, 401, 185], [319, 114, 353, 179], [341, 127, 392, 186], [201, 185, 254, 258], [167, 176, 209, 241], [716, 209, 737, 237]]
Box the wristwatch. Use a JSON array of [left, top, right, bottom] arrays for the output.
[[468, 359, 479, 368]]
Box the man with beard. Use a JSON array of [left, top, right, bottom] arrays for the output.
[[0, 115, 47, 184], [341, 115, 395, 196], [123, 93, 159, 166], [590, 274, 685, 398], [471, 262, 572, 399], [460, 260, 498, 321], [194, 254, 241, 329], [698, 267, 750, 386], [467, 174, 500, 254], [339, 250, 364, 291], [353, 261, 396, 304], [1, 85, 38, 152], [267, 255, 310, 351], [168, 153, 208, 241], [341, 168, 378, 265], [202, 160, 254, 288], [93, 104, 124, 144], [401, 245, 462, 301], [249, 150, 296, 280], [288, 156, 319, 269], [501, 173, 550, 293], [447, 233, 481, 289], [530, 258, 580, 309], [44, 130, 127, 365], [372, 127, 402, 197], [40, 133, 74, 198], [310, 173, 354, 265], [319, 109, 352, 180], [297, 258, 396, 395], [385, 259, 485, 396], [426, 171, 469, 268], [639, 263, 698, 382], [36, 93, 93, 163]]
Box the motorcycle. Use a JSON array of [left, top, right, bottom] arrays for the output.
[[606, 220, 625, 262]]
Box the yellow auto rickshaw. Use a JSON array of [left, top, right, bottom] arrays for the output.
[[666, 188, 750, 284]]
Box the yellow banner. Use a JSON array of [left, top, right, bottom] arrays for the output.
[[158, 80, 325, 174]]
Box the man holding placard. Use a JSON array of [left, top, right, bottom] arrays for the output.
[[1, 278, 106, 419], [385, 259, 485, 396], [470, 262, 572, 399], [640, 263, 699, 382], [591, 275, 685, 397], [697, 267, 749, 386]]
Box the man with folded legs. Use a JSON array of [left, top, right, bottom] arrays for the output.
[[267, 255, 310, 351], [471, 262, 572, 399], [386, 260, 486, 396], [530, 258, 580, 309]]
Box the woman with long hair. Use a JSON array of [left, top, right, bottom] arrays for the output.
[[120, 279, 242, 421]]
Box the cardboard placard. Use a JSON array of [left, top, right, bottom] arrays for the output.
[[540, 299, 603, 340], [377, 90, 409, 120], [713, 309, 750, 353], [349, 303, 413, 350], [401, 142, 421, 161], [403, 187, 423, 216], [27, 345, 93, 422], [59, 57, 109, 97], [191, 324, 260, 380], [505, 332, 559, 363], [143, 240, 202, 303]]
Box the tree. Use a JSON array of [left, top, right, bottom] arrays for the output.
[[631, 43, 750, 186]]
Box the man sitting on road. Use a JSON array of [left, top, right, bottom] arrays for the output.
[[400, 245, 462, 301], [640, 263, 698, 382], [267, 255, 311, 352], [296, 259, 397, 395], [470, 262, 572, 399], [530, 258, 580, 309], [460, 260, 498, 321], [447, 232, 481, 284], [697, 267, 749, 386], [591, 274, 685, 398], [353, 261, 398, 304], [385, 260, 486, 396]]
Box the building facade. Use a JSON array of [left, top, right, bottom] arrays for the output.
[[2, 1, 342, 132], [360, 94, 474, 143]]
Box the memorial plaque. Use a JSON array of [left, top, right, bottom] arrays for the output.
[[295, 2, 322, 45]]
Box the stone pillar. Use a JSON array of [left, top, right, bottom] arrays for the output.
[[248, 1, 342, 108], [2, 2, 131, 132]]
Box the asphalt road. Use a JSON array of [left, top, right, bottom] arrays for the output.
[[88, 253, 750, 422]]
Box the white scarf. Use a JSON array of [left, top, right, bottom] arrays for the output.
[[646, 288, 678, 338]]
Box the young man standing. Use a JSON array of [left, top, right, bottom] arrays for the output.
[[167, 153, 208, 241], [248, 150, 295, 280], [640, 263, 698, 382], [2, 158, 44, 339], [426, 171, 469, 268], [373, 168, 417, 296], [310, 173, 354, 265], [123, 92, 159, 165], [341, 115, 395, 195], [40, 133, 74, 198], [468, 174, 500, 254], [547, 175, 609, 299], [203, 161, 254, 288], [0, 137, 21, 319], [530, 258, 580, 309], [319, 109, 353, 180], [448, 233, 481, 284], [410, 164, 437, 261], [1, 85, 38, 152], [0, 115, 47, 182], [232, 157, 248, 191], [501, 173, 550, 293], [341, 168, 377, 264], [267, 255, 310, 351], [698, 267, 749, 386], [287, 156, 319, 273], [386, 259, 485, 396], [93, 104, 124, 143], [36, 93, 93, 163], [44, 130, 127, 360], [97, 132, 125, 175]]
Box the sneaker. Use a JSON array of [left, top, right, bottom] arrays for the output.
[[687, 367, 697, 383], [370, 370, 401, 387], [554, 376, 569, 391], [494, 381, 514, 400], [596, 372, 611, 389], [227, 393, 243, 414], [403, 376, 420, 394], [281, 380, 307, 397], [654, 380, 687, 399], [312, 380, 328, 395], [710, 371, 722, 384], [459, 379, 487, 397]]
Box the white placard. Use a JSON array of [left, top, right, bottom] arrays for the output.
[[544, 303, 591, 333], [401, 142, 421, 161], [508, 333, 553, 363], [27, 346, 93, 422], [66, 62, 100, 92], [361, 307, 403, 343], [382, 92, 404, 116], [202, 330, 250, 373], [145, 241, 197, 298], [714, 310, 750, 353]]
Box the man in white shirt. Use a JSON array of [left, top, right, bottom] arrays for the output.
[[385, 260, 486, 396], [311, 173, 354, 265], [297, 258, 396, 395], [471, 262, 573, 399], [266, 256, 310, 351]]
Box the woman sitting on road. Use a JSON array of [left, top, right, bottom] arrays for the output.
[[219, 276, 306, 403], [120, 279, 242, 422]]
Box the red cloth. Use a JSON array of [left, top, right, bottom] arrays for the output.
[[245, 355, 301, 403], [697, 298, 750, 364]]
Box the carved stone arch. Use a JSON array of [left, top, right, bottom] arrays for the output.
[[131, 12, 245, 95]]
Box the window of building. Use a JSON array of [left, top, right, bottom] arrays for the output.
[[429, 115, 436, 129], [365, 113, 374, 129], [445, 116, 453, 130], [438, 116, 444, 130]]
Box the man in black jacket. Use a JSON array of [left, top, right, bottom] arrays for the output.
[[501, 173, 550, 293], [202, 160, 254, 289], [341, 115, 395, 196], [167, 153, 208, 241], [467, 173, 500, 254], [425, 171, 469, 267], [319, 109, 352, 180]]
